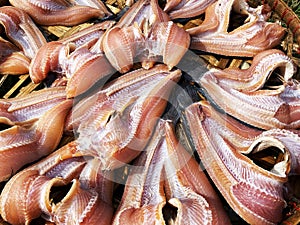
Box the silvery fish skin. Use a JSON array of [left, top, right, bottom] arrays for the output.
[[187, 0, 285, 56], [0, 6, 47, 58], [0, 141, 114, 225], [9, 0, 111, 26], [199, 49, 300, 130], [185, 101, 290, 225], [102, 0, 190, 73]]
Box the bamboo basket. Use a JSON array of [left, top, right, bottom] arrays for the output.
[[0, 0, 300, 224]]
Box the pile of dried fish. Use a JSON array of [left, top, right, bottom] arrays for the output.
[[0, 0, 300, 224]]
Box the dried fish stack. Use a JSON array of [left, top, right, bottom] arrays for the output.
[[0, 0, 300, 224]]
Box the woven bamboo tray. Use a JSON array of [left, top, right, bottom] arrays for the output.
[[0, 0, 300, 224]]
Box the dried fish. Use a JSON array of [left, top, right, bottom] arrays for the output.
[[185, 101, 290, 224], [0, 1, 299, 224], [29, 21, 115, 98], [163, 120, 231, 225], [112, 120, 167, 225], [0, 141, 114, 225], [164, 0, 216, 19], [0, 86, 67, 124], [199, 49, 300, 129], [0, 6, 47, 58], [0, 37, 30, 75], [9, 0, 111, 26], [102, 0, 190, 72], [187, 0, 285, 56], [113, 119, 230, 224], [0, 95, 72, 181], [72, 65, 181, 169]]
